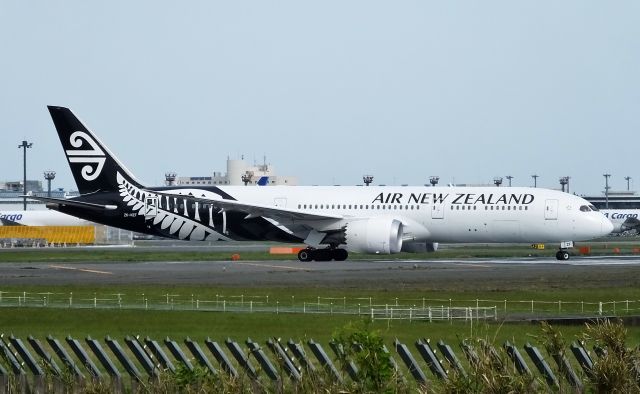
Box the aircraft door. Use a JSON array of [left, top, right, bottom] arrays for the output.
[[431, 203, 445, 219], [274, 197, 287, 208], [145, 195, 158, 219], [545, 199, 558, 220]]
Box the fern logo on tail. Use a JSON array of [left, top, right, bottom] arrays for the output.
[[66, 131, 106, 181]]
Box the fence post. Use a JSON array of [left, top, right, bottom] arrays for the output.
[[276, 301, 279, 314], [581, 301, 584, 314], [598, 302, 602, 315], [224, 300, 226, 312], [531, 300, 534, 313], [626, 300, 629, 313], [250, 300, 253, 313], [504, 299, 507, 313], [69, 292, 73, 307], [558, 300, 561, 314]]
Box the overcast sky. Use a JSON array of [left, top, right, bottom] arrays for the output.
[[1, 1, 638, 194]]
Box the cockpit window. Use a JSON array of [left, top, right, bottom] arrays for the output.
[[579, 205, 590, 212], [589, 205, 599, 212]]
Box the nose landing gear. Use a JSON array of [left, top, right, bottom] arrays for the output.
[[297, 247, 349, 262], [555, 241, 574, 261]]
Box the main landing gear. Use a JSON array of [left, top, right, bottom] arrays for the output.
[[297, 247, 348, 262]]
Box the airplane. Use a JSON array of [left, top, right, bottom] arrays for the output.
[[0, 210, 85, 226], [600, 209, 640, 234], [28, 106, 613, 261]]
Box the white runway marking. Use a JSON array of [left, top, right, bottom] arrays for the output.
[[49, 265, 113, 275], [232, 261, 314, 271]]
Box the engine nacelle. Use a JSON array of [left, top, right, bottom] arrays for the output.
[[344, 217, 404, 254]]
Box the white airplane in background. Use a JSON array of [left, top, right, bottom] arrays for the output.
[[0, 210, 85, 226], [601, 209, 640, 234], [28, 106, 613, 261]]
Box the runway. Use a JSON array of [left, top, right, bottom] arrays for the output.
[[2, 255, 640, 290]]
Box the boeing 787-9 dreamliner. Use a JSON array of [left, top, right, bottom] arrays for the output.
[[29, 106, 613, 261]]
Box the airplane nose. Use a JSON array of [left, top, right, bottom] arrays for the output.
[[601, 216, 614, 235]]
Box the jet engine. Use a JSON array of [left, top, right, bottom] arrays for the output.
[[344, 217, 404, 254]]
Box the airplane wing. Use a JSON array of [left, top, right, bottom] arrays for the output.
[[25, 196, 118, 211], [155, 191, 344, 223]]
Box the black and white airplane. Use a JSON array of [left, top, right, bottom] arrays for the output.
[[30, 106, 613, 261]]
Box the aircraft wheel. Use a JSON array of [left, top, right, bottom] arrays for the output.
[[333, 249, 348, 261], [298, 249, 313, 262], [314, 249, 333, 262], [555, 251, 570, 261]]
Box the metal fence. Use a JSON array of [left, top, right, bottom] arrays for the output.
[[1, 291, 639, 320]]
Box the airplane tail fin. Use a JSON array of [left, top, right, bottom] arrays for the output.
[[47, 106, 144, 194]]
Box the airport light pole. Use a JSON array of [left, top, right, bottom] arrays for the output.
[[559, 176, 570, 193], [18, 140, 33, 210], [493, 177, 503, 187], [604, 173, 611, 208], [429, 176, 439, 187], [625, 176, 632, 191], [363, 175, 373, 186], [241, 172, 253, 186], [165, 172, 176, 186], [43, 171, 56, 197], [505, 175, 513, 187], [531, 174, 538, 188]]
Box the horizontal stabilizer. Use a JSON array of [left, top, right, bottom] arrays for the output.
[[25, 196, 118, 211]]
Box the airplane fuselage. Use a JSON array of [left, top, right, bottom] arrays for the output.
[[53, 184, 610, 247]]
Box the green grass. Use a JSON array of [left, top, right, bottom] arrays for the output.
[[0, 306, 606, 345], [1, 284, 640, 345]]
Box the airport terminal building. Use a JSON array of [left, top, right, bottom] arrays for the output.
[[173, 157, 297, 186], [583, 191, 640, 209]]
